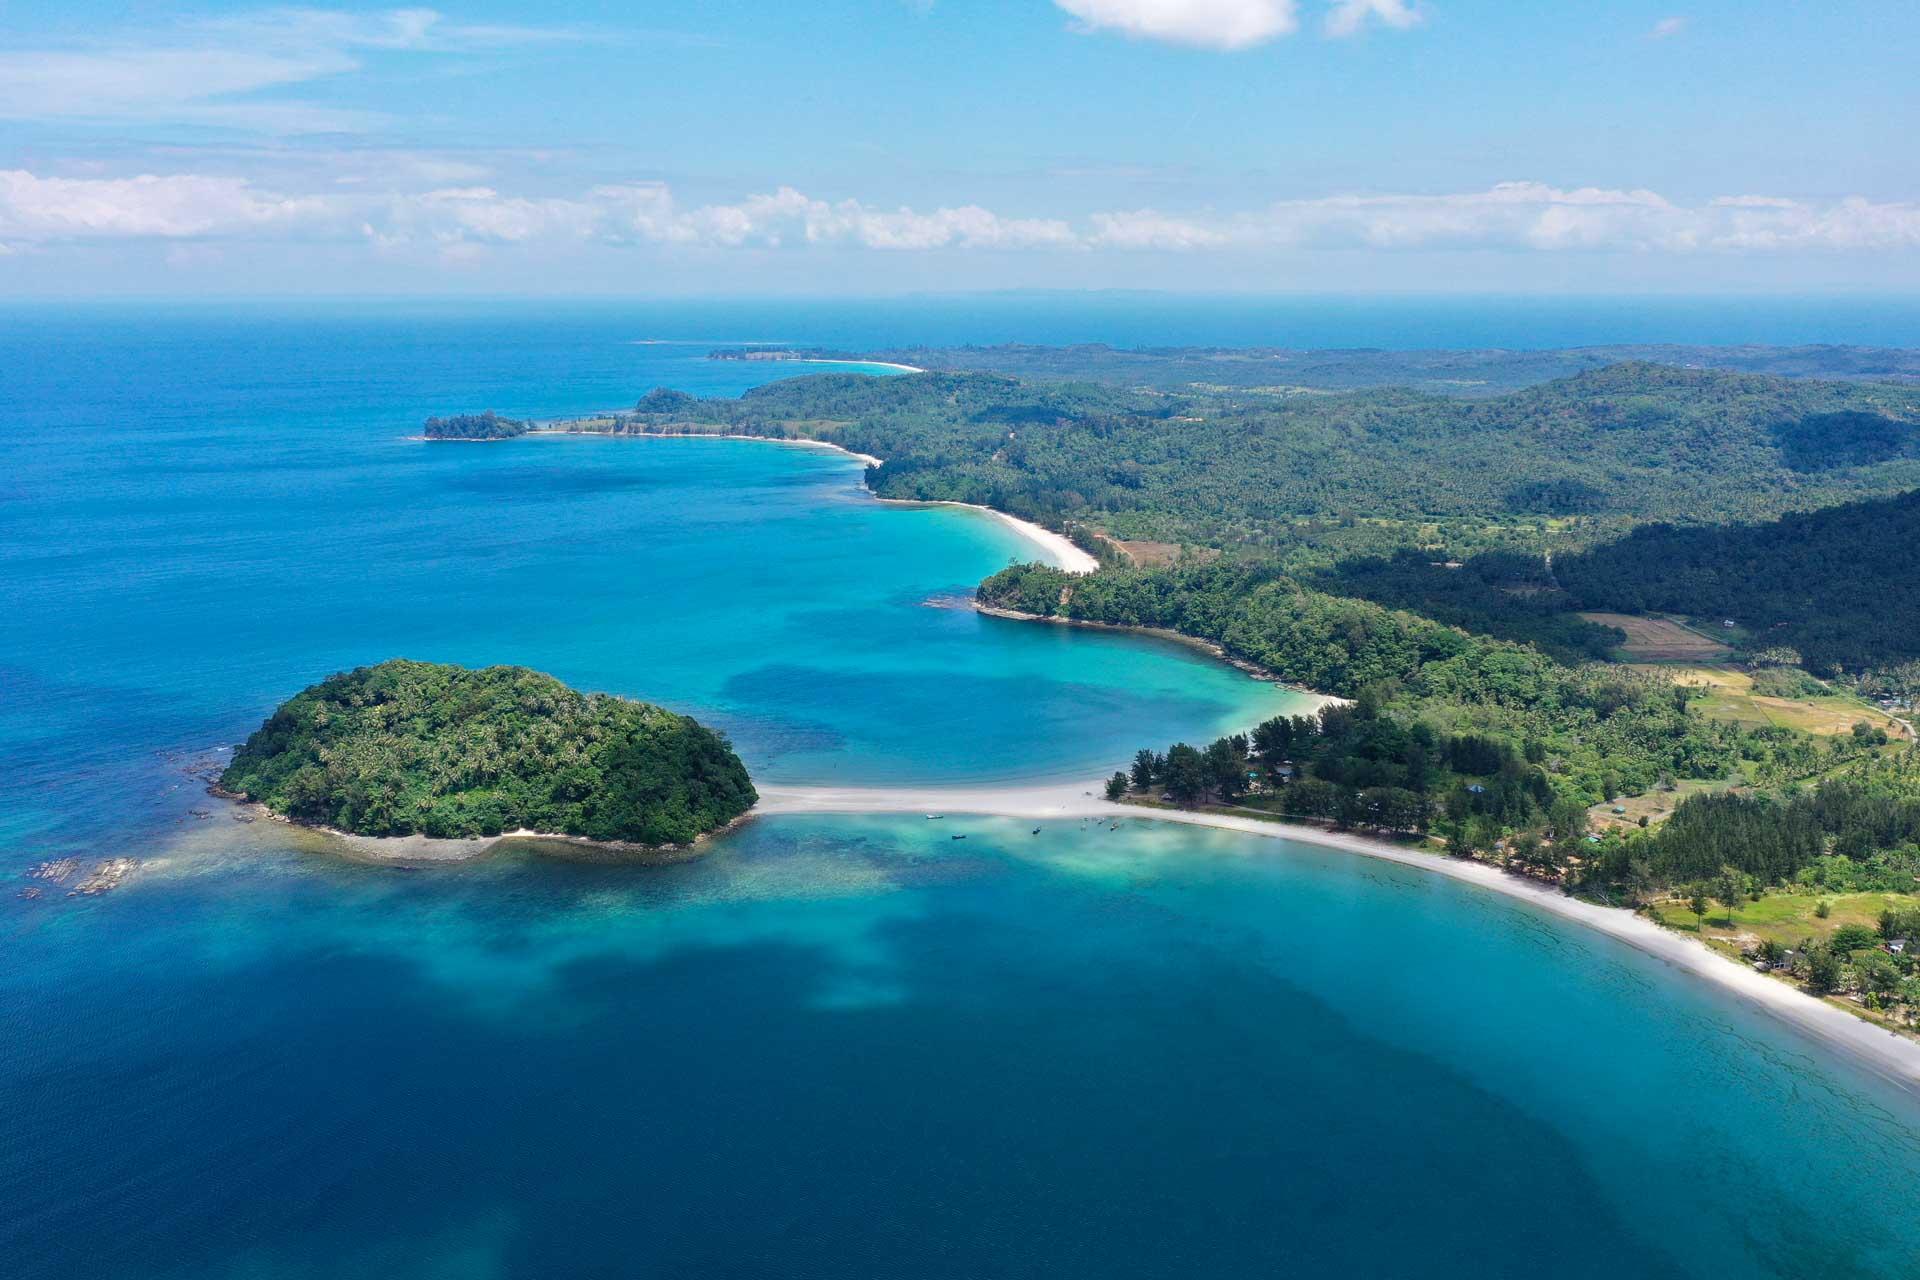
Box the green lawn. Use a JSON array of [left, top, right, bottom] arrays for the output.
[[1652, 890, 1912, 948]]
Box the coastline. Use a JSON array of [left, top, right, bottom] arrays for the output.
[[795, 357, 925, 374], [976, 603, 1327, 691], [401, 412, 1920, 1093], [532, 426, 886, 469], [707, 356, 926, 374], [753, 780, 1920, 1095], [531, 427, 1096, 574], [229, 798, 736, 866], [875, 499, 1098, 573]]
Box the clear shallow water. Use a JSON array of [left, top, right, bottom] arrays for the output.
[[0, 311, 1294, 856], [7, 816, 1920, 1279], [5, 305, 1920, 1279]]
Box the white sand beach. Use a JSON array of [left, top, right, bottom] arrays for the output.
[[755, 780, 1920, 1093], [876, 498, 1099, 572], [580, 428, 1098, 572], [796, 358, 926, 373]]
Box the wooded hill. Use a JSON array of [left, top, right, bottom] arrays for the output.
[[764, 342, 1920, 396], [220, 660, 756, 845], [652, 364, 1920, 557]]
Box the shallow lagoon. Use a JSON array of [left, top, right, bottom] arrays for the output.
[[4, 309, 1920, 1279]]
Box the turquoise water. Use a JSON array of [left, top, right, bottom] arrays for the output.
[[0, 310, 1292, 856], [5, 306, 1920, 1278]]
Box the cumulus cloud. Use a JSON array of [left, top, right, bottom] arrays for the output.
[[1053, 0, 1427, 48], [1053, 0, 1300, 51], [596, 185, 1077, 251], [1185, 183, 1920, 254], [0, 169, 333, 239], [1, 170, 1916, 259], [1088, 209, 1228, 249], [1324, 0, 1423, 38]]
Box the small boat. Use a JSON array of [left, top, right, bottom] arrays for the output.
[[951, 833, 967, 840], [1031, 827, 1041, 835], [925, 814, 944, 820]]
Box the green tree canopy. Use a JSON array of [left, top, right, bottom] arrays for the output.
[[219, 660, 756, 845]]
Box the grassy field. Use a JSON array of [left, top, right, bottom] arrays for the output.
[[1107, 538, 1218, 569], [1587, 779, 1725, 833], [1650, 664, 1910, 739], [1651, 890, 1913, 950], [1579, 612, 1734, 662]]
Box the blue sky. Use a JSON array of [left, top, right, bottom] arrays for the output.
[[0, 1, 1915, 295]]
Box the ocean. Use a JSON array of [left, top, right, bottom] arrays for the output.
[[4, 301, 1919, 1279]]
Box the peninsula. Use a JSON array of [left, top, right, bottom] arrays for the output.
[[217, 660, 756, 850]]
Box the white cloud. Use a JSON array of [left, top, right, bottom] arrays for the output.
[[1649, 16, 1688, 39], [0, 170, 333, 239], [1053, 0, 1300, 51], [0, 48, 375, 132], [1089, 209, 1228, 249], [376, 186, 604, 247], [195, 8, 588, 53], [0, 8, 584, 134], [1, 170, 1916, 259], [1205, 183, 1920, 254], [592, 184, 1078, 251], [1054, 0, 1427, 48], [1324, 0, 1423, 38]]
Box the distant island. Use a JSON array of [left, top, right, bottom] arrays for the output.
[[217, 660, 756, 848], [423, 411, 530, 440]]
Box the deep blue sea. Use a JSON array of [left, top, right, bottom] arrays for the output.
[[5, 301, 1920, 1279]]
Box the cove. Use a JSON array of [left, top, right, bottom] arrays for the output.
[[5, 307, 1920, 1280]]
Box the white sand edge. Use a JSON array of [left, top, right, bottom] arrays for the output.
[[531, 429, 1096, 573], [875, 498, 1099, 573], [754, 781, 1920, 1094], [794, 358, 926, 373]]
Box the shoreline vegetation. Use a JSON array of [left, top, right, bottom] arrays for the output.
[[403, 361, 1920, 1079], [232, 801, 750, 866], [975, 602, 1319, 689]]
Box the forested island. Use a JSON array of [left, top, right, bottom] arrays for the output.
[[422, 411, 530, 440], [217, 660, 756, 847]]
